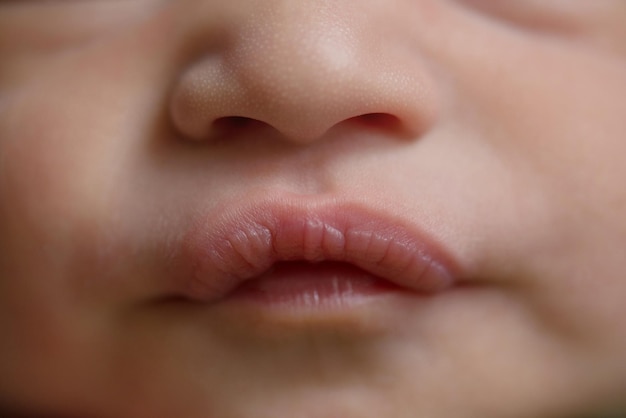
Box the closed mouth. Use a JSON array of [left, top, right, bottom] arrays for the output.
[[172, 195, 460, 307]]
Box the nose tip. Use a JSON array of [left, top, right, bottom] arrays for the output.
[[169, 3, 438, 143]]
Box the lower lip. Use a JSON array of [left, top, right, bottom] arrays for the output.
[[219, 261, 405, 309]]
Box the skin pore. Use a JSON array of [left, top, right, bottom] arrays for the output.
[[1, 0, 626, 417]]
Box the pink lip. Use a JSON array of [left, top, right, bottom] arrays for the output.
[[173, 196, 459, 303]]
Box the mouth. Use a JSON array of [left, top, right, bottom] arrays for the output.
[[172, 195, 460, 312]]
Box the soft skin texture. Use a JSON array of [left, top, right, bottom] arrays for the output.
[[1, 0, 626, 417]]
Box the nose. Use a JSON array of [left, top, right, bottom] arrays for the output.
[[169, 0, 438, 143]]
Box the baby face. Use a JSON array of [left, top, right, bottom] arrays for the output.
[[1, 1, 626, 417]]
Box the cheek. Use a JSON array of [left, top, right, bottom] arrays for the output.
[[448, 24, 626, 220], [432, 14, 626, 353], [0, 71, 127, 321], [0, 77, 130, 406], [494, 50, 626, 351], [0, 37, 180, 319], [0, 52, 147, 244], [0, 91, 106, 246]]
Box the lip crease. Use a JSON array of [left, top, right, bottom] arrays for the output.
[[172, 196, 460, 303]]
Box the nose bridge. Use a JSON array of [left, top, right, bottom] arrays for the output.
[[232, 2, 358, 99], [170, 0, 438, 142]]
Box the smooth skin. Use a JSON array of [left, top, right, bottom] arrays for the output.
[[1, 0, 626, 417]]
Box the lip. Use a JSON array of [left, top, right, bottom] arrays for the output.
[[171, 195, 460, 303]]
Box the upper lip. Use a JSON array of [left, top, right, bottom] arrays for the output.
[[171, 195, 460, 302]]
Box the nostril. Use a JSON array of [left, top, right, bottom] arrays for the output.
[[213, 116, 259, 130], [357, 113, 399, 126], [349, 113, 410, 138], [211, 116, 271, 138], [211, 114, 411, 141]]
